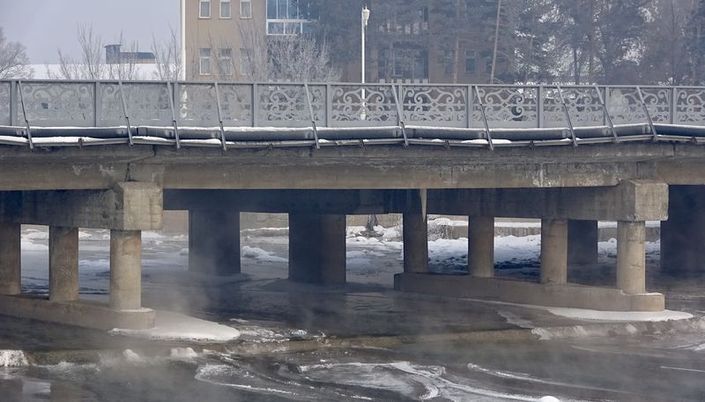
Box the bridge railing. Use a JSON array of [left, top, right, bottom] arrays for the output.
[[2, 80, 705, 130]]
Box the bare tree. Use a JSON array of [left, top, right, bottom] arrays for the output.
[[151, 27, 182, 81], [239, 23, 340, 82], [51, 24, 141, 80], [0, 27, 32, 79]]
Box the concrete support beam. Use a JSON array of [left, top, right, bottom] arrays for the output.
[[468, 216, 494, 277], [0, 182, 163, 230], [541, 219, 568, 284], [110, 230, 142, 310], [429, 180, 668, 221], [568, 220, 598, 265], [188, 210, 241, 276], [403, 190, 429, 274], [0, 223, 20, 295], [661, 186, 705, 275], [49, 226, 79, 302], [289, 213, 346, 285], [617, 221, 646, 294]]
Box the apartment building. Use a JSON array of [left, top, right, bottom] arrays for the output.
[[182, 0, 506, 83]]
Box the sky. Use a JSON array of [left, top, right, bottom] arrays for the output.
[[0, 0, 179, 64]]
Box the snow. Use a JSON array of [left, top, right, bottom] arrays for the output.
[[0, 350, 29, 367], [110, 311, 240, 343], [242, 246, 288, 263], [545, 308, 692, 322]]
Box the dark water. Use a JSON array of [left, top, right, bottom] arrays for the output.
[[4, 227, 705, 401]]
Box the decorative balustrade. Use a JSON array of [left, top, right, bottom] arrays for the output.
[[3, 80, 705, 130]]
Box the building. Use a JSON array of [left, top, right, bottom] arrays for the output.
[[105, 44, 156, 65], [182, 0, 508, 83]]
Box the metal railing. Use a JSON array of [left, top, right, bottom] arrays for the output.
[[2, 80, 705, 147]]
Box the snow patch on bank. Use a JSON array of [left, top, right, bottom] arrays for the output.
[[110, 311, 240, 343], [546, 308, 692, 322], [242, 246, 287, 263], [0, 350, 28, 367]]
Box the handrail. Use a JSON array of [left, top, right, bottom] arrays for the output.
[[1, 80, 703, 136]]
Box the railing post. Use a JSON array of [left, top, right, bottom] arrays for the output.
[[636, 86, 658, 141], [670, 87, 677, 125], [466, 85, 472, 128], [94, 81, 100, 127], [9, 80, 17, 126], [303, 83, 320, 149], [166, 81, 180, 149], [537, 85, 544, 128], [391, 84, 409, 147], [325, 84, 332, 128], [473, 85, 494, 151], [594, 84, 617, 142], [117, 80, 133, 146], [17, 80, 33, 150], [214, 82, 227, 151], [251, 83, 258, 128], [555, 84, 577, 147]]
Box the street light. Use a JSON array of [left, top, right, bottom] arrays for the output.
[[361, 5, 370, 121]]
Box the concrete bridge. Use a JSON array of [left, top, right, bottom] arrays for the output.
[[1, 79, 705, 330]]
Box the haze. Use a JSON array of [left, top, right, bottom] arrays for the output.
[[0, 0, 178, 64]]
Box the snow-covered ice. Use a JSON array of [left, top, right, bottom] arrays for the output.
[[110, 311, 240, 343]]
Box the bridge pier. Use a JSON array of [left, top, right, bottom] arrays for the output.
[[617, 221, 646, 294], [468, 216, 494, 278], [0, 223, 21, 296], [661, 186, 705, 276], [188, 210, 241, 276], [0, 183, 160, 330], [397, 182, 667, 311], [403, 189, 429, 274], [49, 226, 79, 302], [289, 213, 346, 285], [568, 220, 598, 266]]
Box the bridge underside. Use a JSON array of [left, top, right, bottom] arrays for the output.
[[0, 142, 705, 329]]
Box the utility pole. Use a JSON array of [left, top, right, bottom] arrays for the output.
[[490, 0, 502, 84]]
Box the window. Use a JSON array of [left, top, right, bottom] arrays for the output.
[[465, 50, 477, 74], [220, 0, 231, 18], [240, 0, 252, 18], [199, 48, 211, 75], [266, 0, 312, 35], [240, 48, 252, 76], [218, 48, 232, 76], [199, 0, 211, 18]]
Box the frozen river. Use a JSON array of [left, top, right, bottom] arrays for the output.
[[1, 224, 704, 401]]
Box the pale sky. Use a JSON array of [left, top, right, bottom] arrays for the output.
[[0, 0, 179, 64]]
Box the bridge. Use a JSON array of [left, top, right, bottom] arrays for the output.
[[1, 79, 705, 330]]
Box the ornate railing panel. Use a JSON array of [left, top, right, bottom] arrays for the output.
[[543, 87, 604, 128], [218, 83, 253, 126], [607, 87, 671, 125], [0, 82, 10, 126], [401, 85, 468, 128], [177, 83, 219, 127], [675, 88, 705, 125], [473, 86, 538, 128], [330, 85, 397, 127], [19, 82, 95, 127], [256, 84, 324, 127]]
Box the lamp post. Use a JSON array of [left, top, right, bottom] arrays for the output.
[[361, 5, 370, 121]]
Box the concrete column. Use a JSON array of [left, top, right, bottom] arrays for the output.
[[541, 219, 568, 284], [49, 226, 79, 302], [110, 230, 142, 310], [661, 186, 705, 275], [617, 221, 646, 294], [289, 213, 346, 285], [0, 223, 20, 295], [188, 210, 240, 276], [403, 189, 429, 274], [468, 216, 494, 277], [568, 220, 598, 265]]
